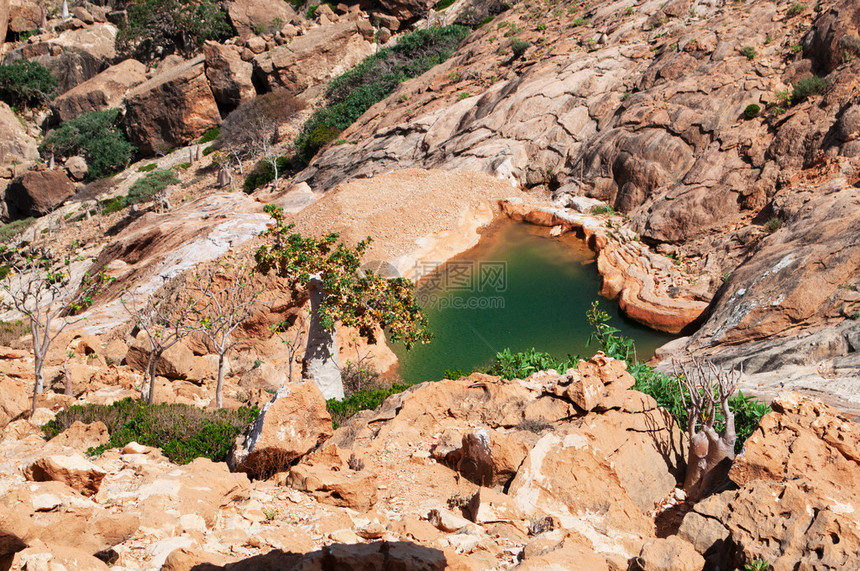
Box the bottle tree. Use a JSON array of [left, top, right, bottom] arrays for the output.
[[254, 204, 430, 399]]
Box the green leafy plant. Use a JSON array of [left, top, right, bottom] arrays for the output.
[[0, 60, 58, 109], [40, 109, 135, 180], [786, 2, 806, 16], [326, 384, 411, 428], [0, 218, 36, 244], [116, 0, 232, 62], [457, 91, 471, 100], [791, 76, 827, 104], [306, 4, 318, 18], [137, 163, 158, 173], [434, 0, 455, 10], [742, 46, 756, 60], [198, 126, 220, 144], [42, 398, 259, 464], [591, 204, 616, 214], [479, 347, 576, 379], [511, 39, 531, 59], [744, 103, 761, 119], [127, 169, 180, 205], [744, 558, 770, 571], [765, 216, 783, 233], [294, 25, 470, 164]]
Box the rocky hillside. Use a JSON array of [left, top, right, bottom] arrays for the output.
[[1, 354, 857, 570]]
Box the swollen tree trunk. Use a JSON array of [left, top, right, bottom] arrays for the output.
[[147, 351, 162, 404], [216, 353, 226, 408], [683, 427, 736, 501], [302, 277, 344, 400]]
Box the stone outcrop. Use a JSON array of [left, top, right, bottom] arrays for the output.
[[51, 59, 147, 123], [252, 21, 374, 94], [125, 332, 196, 380], [378, 0, 434, 20], [226, 0, 296, 39], [678, 392, 860, 570], [227, 382, 333, 478], [23, 453, 108, 496], [0, 0, 9, 52], [0, 376, 28, 428], [203, 41, 256, 113], [123, 56, 221, 156], [0, 101, 39, 169], [6, 169, 75, 218]]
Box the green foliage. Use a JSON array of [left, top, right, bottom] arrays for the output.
[[326, 384, 411, 428], [137, 163, 158, 173], [571, 17, 589, 27], [434, 0, 456, 10], [294, 25, 470, 164], [511, 39, 530, 59], [202, 145, 216, 156], [586, 301, 770, 452], [242, 156, 294, 192], [744, 104, 761, 119], [0, 217, 36, 244], [457, 91, 471, 100], [0, 320, 29, 346], [480, 348, 576, 379], [306, 4, 318, 18], [42, 398, 259, 464], [765, 216, 783, 233], [744, 558, 771, 571], [198, 126, 220, 144], [742, 46, 756, 60], [590, 204, 616, 214], [40, 109, 134, 180], [177, 161, 192, 169], [254, 204, 431, 346], [116, 0, 232, 62], [100, 195, 127, 215], [286, 0, 305, 9], [0, 60, 58, 109], [127, 169, 180, 204], [786, 2, 806, 16], [791, 76, 827, 104]]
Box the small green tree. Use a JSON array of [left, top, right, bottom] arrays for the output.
[[0, 60, 58, 110], [116, 0, 233, 62], [41, 109, 135, 179], [254, 204, 430, 399]]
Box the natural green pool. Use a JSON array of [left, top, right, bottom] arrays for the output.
[[392, 221, 677, 383]]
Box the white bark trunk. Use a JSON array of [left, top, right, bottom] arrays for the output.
[[302, 277, 344, 400]]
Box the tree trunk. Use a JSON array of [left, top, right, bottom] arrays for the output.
[[143, 350, 157, 403], [216, 353, 225, 408], [63, 359, 72, 396], [302, 277, 344, 400], [683, 427, 736, 500]]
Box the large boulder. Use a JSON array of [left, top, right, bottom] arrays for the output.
[[6, 169, 76, 218], [7, 2, 39, 34], [227, 381, 333, 479], [252, 21, 374, 94], [52, 59, 147, 123], [124, 56, 221, 156], [803, 0, 860, 74], [23, 453, 108, 496], [202, 41, 256, 113], [0, 0, 9, 53], [377, 0, 435, 20], [0, 377, 29, 429], [125, 332, 196, 380], [0, 101, 40, 168], [226, 0, 296, 39]]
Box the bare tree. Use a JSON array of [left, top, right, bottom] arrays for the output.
[[271, 312, 308, 386], [122, 287, 199, 405], [0, 245, 109, 412], [191, 264, 259, 408], [673, 358, 741, 501], [218, 91, 305, 189]]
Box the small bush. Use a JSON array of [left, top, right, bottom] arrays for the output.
[[479, 347, 576, 379], [744, 103, 761, 119], [177, 161, 192, 169], [242, 156, 294, 192], [0, 320, 29, 346], [791, 76, 827, 104], [591, 204, 616, 215], [511, 39, 530, 58], [42, 398, 259, 464], [0, 60, 58, 109], [434, 0, 455, 10], [127, 169, 180, 204], [742, 46, 756, 60], [100, 195, 127, 215], [202, 145, 216, 156], [306, 4, 318, 18], [326, 384, 411, 428], [198, 126, 220, 144], [41, 109, 135, 180], [138, 163, 158, 172], [765, 216, 783, 233], [342, 362, 383, 396], [786, 2, 806, 16], [516, 418, 551, 433]]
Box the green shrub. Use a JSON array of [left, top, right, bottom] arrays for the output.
[[42, 398, 259, 464], [306, 4, 318, 18], [116, 0, 232, 62], [127, 169, 180, 204], [100, 195, 127, 215], [202, 145, 216, 156], [434, 0, 456, 10], [791, 76, 827, 104], [591, 204, 616, 214], [741, 46, 756, 60], [744, 103, 761, 119], [41, 109, 135, 180], [765, 216, 783, 233], [177, 161, 192, 169], [511, 39, 530, 59], [327, 384, 411, 428], [0, 320, 29, 346], [479, 347, 576, 379], [0, 60, 58, 109], [137, 163, 158, 172], [585, 301, 770, 452], [242, 156, 294, 192], [0, 217, 36, 243], [198, 126, 220, 144], [786, 2, 806, 16], [294, 25, 470, 164]]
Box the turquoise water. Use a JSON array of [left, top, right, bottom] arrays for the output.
[[392, 221, 677, 383]]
